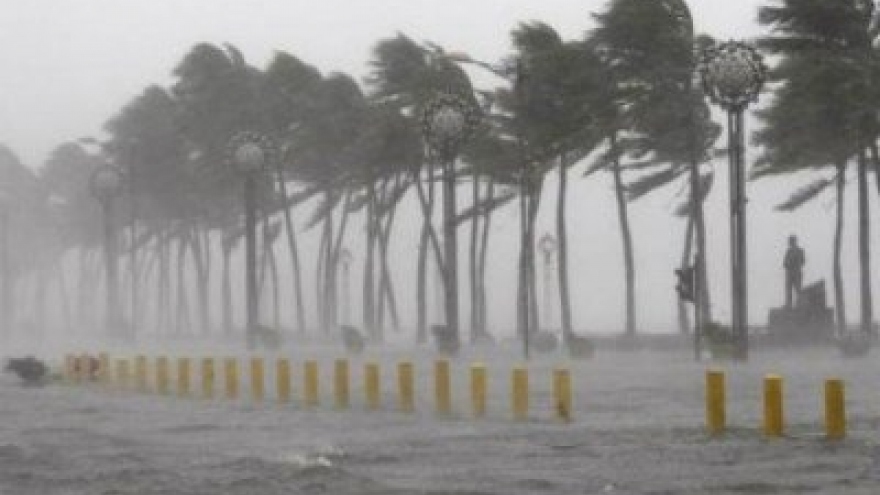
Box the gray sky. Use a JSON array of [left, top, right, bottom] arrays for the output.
[[3, 0, 874, 335]]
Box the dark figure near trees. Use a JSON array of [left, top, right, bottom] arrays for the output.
[[784, 235, 805, 308]]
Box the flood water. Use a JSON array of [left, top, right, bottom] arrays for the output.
[[2, 344, 880, 494]]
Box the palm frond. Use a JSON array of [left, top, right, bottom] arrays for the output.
[[775, 178, 834, 212]]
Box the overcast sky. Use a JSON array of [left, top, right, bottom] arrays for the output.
[[3, 0, 874, 335]]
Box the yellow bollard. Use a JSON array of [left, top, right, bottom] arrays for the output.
[[512, 367, 529, 420], [706, 369, 726, 435], [98, 353, 110, 383], [334, 359, 349, 409], [115, 359, 131, 389], [435, 360, 451, 416], [250, 358, 265, 402], [156, 356, 169, 395], [470, 364, 487, 418], [177, 357, 191, 398], [763, 374, 784, 437], [276, 358, 291, 403], [135, 355, 148, 392], [224, 358, 239, 400], [201, 358, 215, 399], [304, 360, 319, 407], [824, 378, 846, 440], [553, 368, 572, 422], [398, 362, 414, 412], [364, 362, 380, 410]]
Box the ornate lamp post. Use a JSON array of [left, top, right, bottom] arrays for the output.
[[699, 41, 766, 360], [90, 164, 124, 335], [228, 131, 277, 349], [421, 93, 480, 349], [339, 248, 353, 326], [538, 234, 558, 332]]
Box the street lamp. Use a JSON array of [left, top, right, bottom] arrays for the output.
[[339, 248, 353, 326], [90, 163, 124, 336], [538, 234, 558, 332], [227, 131, 276, 349], [699, 40, 766, 360], [421, 92, 480, 351]]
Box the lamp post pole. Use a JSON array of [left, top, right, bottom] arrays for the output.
[[699, 41, 766, 360], [340, 248, 352, 326], [91, 164, 124, 336], [421, 93, 480, 352], [539, 234, 558, 333], [228, 132, 276, 350]]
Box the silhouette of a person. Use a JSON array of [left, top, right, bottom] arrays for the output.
[[784, 235, 805, 308]]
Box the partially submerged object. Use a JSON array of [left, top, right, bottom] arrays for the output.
[[4, 356, 49, 386]]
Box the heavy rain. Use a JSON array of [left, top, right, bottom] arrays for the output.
[[1, 1, 880, 494]]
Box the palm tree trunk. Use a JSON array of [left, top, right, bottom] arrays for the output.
[[274, 161, 306, 333], [610, 135, 636, 336], [267, 236, 280, 331], [556, 155, 573, 340], [413, 163, 442, 342], [190, 226, 210, 335], [222, 242, 233, 336], [857, 148, 873, 333], [469, 174, 481, 342], [527, 177, 542, 335], [417, 219, 429, 342], [378, 202, 401, 333], [478, 179, 495, 337], [364, 185, 377, 339], [678, 215, 695, 334], [834, 163, 847, 334]]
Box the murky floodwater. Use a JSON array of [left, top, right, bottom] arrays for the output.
[[2, 344, 880, 494]]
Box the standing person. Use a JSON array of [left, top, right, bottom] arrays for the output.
[[784, 235, 806, 308]]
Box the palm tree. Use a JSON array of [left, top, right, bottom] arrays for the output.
[[756, 0, 878, 336]]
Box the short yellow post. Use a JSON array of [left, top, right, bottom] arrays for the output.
[[364, 362, 380, 410], [334, 359, 349, 409], [470, 363, 487, 418], [250, 357, 265, 402], [224, 358, 239, 400], [304, 360, 319, 407], [201, 358, 215, 399], [134, 355, 147, 392], [512, 367, 529, 420], [276, 358, 291, 403], [435, 359, 451, 415], [763, 374, 784, 437], [98, 353, 110, 383], [398, 361, 414, 412], [156, 356, 169, 395], [705, 369, 726, 435], [115, 359, 130, 389], [177, 358, 191, 398], [553, 368, 572, 422], [824, 378, 846, 440]]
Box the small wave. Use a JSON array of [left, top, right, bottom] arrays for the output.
[[279, 445, 345, 469], [279, 452, 336, 469]]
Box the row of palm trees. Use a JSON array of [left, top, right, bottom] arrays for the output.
[[1, 0, 877, 347]]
